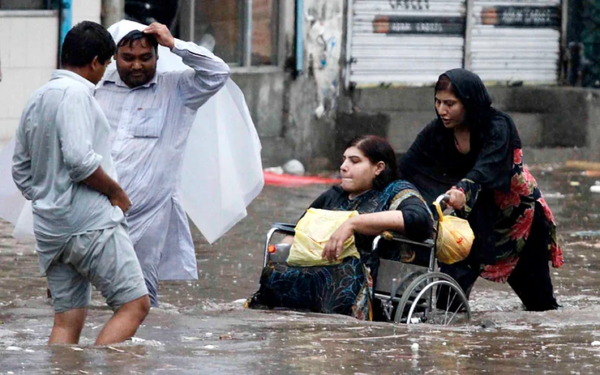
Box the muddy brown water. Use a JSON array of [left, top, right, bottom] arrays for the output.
[[2, 166, 600, 374]]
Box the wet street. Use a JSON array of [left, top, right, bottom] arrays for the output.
[[2, 164, 600, 374]]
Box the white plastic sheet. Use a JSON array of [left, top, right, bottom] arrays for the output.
[[0, 140, 33, 240], [0, 20, 263, 244]]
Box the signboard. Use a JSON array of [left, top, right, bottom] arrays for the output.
[[373, 16, 465, 35], [481, 6, 560, 28]]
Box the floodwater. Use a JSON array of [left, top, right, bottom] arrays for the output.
[[2, 165, 600, 374]]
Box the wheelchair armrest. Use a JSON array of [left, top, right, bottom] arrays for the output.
[[264, 223, 296, 267], [271, 222, 296, 235], [379, 231, 434, 249]]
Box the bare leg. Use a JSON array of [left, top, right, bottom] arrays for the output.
[[95, 295, 150, 345], [49, 308, 87, 344]]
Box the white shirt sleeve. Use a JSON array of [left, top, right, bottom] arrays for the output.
[[55, 90, 103, 182], [171, 39, 232, 110], [12, 127, 33, 200]]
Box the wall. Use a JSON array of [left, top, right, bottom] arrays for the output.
[[0, 0, 101, 148], [281, 0, 345, 170], [231, 71, 289, 166], [72, 0, 101, 24], [338, 84, 600, 163], [0, 11, 58, 146], [302, 0, 344, 118], [230, 0, 345, 170]]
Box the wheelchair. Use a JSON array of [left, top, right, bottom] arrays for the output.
[[261, 195, 471, 325]]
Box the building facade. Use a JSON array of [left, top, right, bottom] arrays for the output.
[[4, 1, 599, 167]]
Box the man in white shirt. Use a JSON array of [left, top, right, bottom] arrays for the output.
[[12, 21, 150, 345], [95, 22, 231, 306]]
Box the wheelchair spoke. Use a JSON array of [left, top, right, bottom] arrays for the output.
[[447, 302, 464, 325], [444, 289, 458, 323], [443, 288, 451, 323]]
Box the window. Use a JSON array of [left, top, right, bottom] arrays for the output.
[[250, 0, 279, 65], [0, 0, 51, 9], [193, 0, 280, 67]]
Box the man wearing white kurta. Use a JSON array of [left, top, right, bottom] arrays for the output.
[[95, 22, 231, 306]]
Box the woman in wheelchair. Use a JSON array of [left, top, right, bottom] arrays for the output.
[[248, 135, 433, 320]]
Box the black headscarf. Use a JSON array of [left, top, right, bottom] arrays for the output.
[[399, 68, 521, 204], [399, 69, 523, 266]]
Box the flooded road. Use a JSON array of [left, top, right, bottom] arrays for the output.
[[2, 165, 600, 374]]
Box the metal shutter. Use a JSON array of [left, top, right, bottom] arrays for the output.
[[470, 0, 562, 84], [346, 0, 467, 87]]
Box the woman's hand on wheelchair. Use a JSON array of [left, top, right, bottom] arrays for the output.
[[322, 220, 355, 262], [445, 188, 466, 210]]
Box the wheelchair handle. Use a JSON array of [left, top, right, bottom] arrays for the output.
[[435, 194, 450, 206]]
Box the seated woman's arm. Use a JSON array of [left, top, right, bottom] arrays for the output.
[[398, 196, 434, 241], [322, 196, 433, 262]]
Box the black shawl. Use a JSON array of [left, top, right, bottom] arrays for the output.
[[400, 68, 521, 202], [399, 69, 522, 266]]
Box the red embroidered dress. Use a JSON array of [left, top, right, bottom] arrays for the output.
[[457, 148, 563, 283]]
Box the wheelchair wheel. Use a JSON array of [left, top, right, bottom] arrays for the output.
[[394, 272, 471, 325], [376, 269, 426, 322]]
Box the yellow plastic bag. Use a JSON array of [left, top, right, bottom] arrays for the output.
[[287, 208, 361, 267], [433, 201, 474, 265]]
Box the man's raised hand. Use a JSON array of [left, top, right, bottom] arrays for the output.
[[143, 22, 175, 50]]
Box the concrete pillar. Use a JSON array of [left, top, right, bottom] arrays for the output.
[[101, 0, 124, 27]]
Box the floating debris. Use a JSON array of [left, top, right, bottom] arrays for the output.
[[182, 336, 202, 341], [566, 160, 600, 171], [570, 231, 600, 238], [320, 334, 408, 342]]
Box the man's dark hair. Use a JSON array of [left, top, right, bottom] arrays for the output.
[[61, 21, 115, 67], [117, 30, 159, 52]]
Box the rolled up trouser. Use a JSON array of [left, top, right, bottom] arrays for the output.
[[46, 224, 149, 313]]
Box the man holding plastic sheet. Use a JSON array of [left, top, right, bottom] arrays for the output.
[[12, 21, 150, 345], [95, 21, 231, 307]]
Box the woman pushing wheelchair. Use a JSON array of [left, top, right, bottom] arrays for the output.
[[400, 69, 563, 312]]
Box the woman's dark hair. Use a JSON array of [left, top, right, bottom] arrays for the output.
[[117, 30, 159, 52], [346, 135, 399, 189], [61, 21, 116, 67], [434, 74, 457, 97]]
